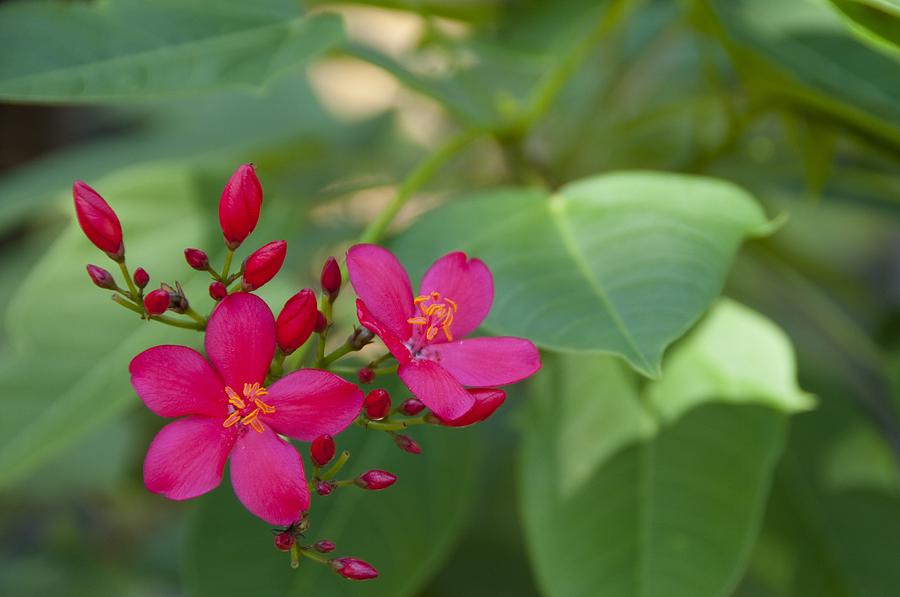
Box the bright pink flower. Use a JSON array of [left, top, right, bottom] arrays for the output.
[[129, 293, 364, 525], [346, 245, 541, 420]]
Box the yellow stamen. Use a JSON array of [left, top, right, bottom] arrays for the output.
[[221, 382, 274, 432], [254, 398, 276, 414], [407, 291, 458, 342], [223, 411, 242, 428], [225, 386, 246, 410]]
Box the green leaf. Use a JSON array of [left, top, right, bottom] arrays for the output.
[[828, 0, 900, 56], [392, 172, 771, 377], [0, 0, 342, 102]]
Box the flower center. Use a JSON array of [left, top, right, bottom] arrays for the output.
[[222, 382, 275, 433], [407, 291, 458, 342]]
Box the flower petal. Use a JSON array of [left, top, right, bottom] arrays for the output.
[[346, 244, 414, 341], [398, 358, 475, 421], [230, 426, 309, 525], [426, 337, 541, 386], [205, 293, 276, 390], [440, 388, 506, 427], [143, 416, 236, 500], [357, 299, 411, 363], [418, 251, 493, 342], [264, 369, 365, 441], [130, 346, 227, 418]]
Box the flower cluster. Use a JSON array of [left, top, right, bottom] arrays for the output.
[[73, 164, 541, 580]]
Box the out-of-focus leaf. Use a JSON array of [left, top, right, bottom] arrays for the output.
[[306, 0, 501, 23], [828, 0, 900, 56], [393, 172, 771, 377], [0, 0, 342, 102]]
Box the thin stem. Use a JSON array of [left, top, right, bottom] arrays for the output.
[[184, 306, 207, 327], [111, 293, 143, 314], [151, 314, 206, 331], [368, 352, 393, 368], [221, 248, 235, 281], [356, 415, 428, 431], [318, 343, 353, 368], [320, 450, 350, 481], [117, 261, 139, 300], [299, 548, 329, 565]]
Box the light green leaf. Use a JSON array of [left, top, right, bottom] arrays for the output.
[[828, 0, 900, 56], [393, 172, 771, 377], [0, 0, 342, 102]]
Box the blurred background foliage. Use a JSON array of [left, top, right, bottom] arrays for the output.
[[1, 0, 899, 595]]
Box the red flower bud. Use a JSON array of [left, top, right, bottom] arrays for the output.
[[218, 164, 263, 249], [399, 398, 425, 416], [314, 540, 335, 553], [440, 389, 506, 427], [86, 264, 115, 290], [143, 288, 170, 316], [209, 281, 227, 301], [73, 180, 124, 259], [274, 531, 294, 552], [394, 434, 421, 454], [355, 470, 397, 490], [314, 311, 327, 334], [331, 557, 378, 581], [276, 289, 317, 354], [310, 434, 336, 467], [133, 267, 149, 289], [364, 389, 391, 420], [320, 256, 341, 300], [316, 481, 335, 496], [241, 240, 286, 291], [184, 248, 209, 270], [357, 367, 375, 384]]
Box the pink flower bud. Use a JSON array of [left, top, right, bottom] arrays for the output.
[[276, 289, 317, 354], [86, 264, 115, 290], [314, 311, 327, 333], [316, 481, 335, 496], [310, 434, 336, 467], [394, 434, 421, 454], [209, 281, 227, 301], [320, 256, 341, 300], [331, 557, 378, 581], [218, 164, 263, 249], [274, 531, 294, 552], [355, 470, 397, 490], [357, 367, 375, 384], [440, 389, 506, 427], [133, 267, 149, 289], [73, 180, 124, 259], [400, 398, 425, 416], [364, 389, 390, 420], [184, 248, 209, 270], [143, 288, 170, 316], [241, 240, 286, 291], [314, 540, 335, 553]]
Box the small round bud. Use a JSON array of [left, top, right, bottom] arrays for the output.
[[276, 289, 317, 355], [331, 557, 378, 581], [310, 434, 336, 467], [143, 288, 170, 316], [314, 540, 336, 553], [274, 531, 294, 552], [355, 470, 397, 491], [184, 248, 209, 270], [399, 398, 425, 416], [86, 264, 116, 290], [357, 367, 375, 384], [364, 389, 391, 420], [320, 256, 341, 300], [314, 311, 327, 333], [242, 240, 287, 291], [133, 267, 150, 289], [73, 180, 124, 259], [394, 434, 421, 455], [209, 281, 227, 301], [219, 163, 263, 249], [316, 481, 334, 496]]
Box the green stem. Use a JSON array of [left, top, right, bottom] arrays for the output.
[[356, 415, 427, 431], [368, 352, 393, 368], [117, 261, 140, 300], [318, 343, 354, 368], [151, 314, 206, 331], [320, 450, 350, 481], [299, 548, 329, 565], [184, 306, 207, 327], [111, 293, 143, 314], [221, 248, 235, 281]]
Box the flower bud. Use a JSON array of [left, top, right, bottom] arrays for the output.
[[355, 470, 397, 490], [276, 289, 317, 354], [133, 267, 149, 289], [357, 367, 375, 384], [331, 557, 378, 581], [364, 389, 390, 420], [310, 434, 336, 467], [320, 256, 341, 300], [219, 163, 263, 249], [143, 288, 170, 316], [241, 240, 287, 291], [73, 180, 124, 259], [348, 327, 374, 350], [440, 389, 506, 427], [274, 531, 294, 552], [314, 540, 335, 553], [393, 434, 421, 455], [209, 281, 227, 301], [399, 398, 426, 416], [314, 311, 327, 333], [86, 264, 116, 290], [316, 481, 335, 496], [184, 248, 209, 271]]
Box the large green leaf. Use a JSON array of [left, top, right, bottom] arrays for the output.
[[0, 0, 342, 102], [392, 172, 771, 377], [520, 300, 809, 597], [828, 0, 900, 56]]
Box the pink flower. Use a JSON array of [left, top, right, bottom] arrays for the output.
[[346, 245, 541, 420], [129, 293, 364, 525]]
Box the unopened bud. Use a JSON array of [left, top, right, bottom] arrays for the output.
[[364, 389, 390, 420], [73, 180, 124, 260], [86, 264, 116, 290], [399, 398, 425, 416], [143, 288, 170, 316], [242, 240, 287, 291], [133, 267, 149, 289], [320, 256, 341, 300], [274, 531, 294, 552], [184, 248, 209, 270], [310, 434, 336, 467], [209, 281, 227, 301], [355, 470, 397, 490], [276, 289, 317, 355], [314, 540, 335, 553], [219, 164, 263, 249], [357, 367, 375, 384], [331, 557, 378, 581], [440, 389, 506, 427], [393, 434, 421, 455], [314, 310, 327, 334], [316, 481, 334, 496]]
